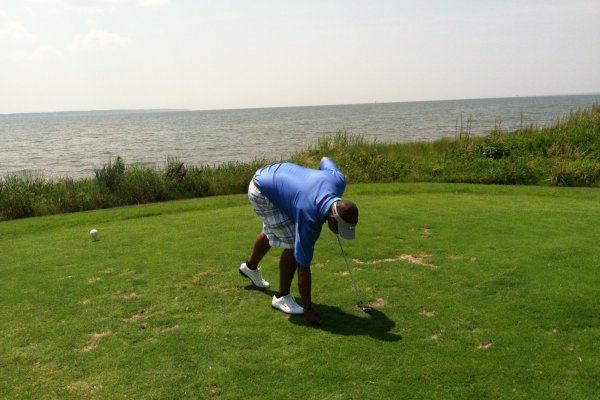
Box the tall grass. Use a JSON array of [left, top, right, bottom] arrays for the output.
[[1, 105, 599, 221]]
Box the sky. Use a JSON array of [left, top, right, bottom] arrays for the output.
[[1, 0, 599, 114]]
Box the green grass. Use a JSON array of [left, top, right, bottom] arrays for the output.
[[1, 183, 599, 399]]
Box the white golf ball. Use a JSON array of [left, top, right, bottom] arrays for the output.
[[90, 229, 98, 240]]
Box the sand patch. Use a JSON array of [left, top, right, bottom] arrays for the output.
[[420, 310, 435, 318], [80, 331, 111, 352], [155, 325, 180, 334], [66, 380, 103, 393], [353, 255, 405, 265], [430, 333, 442, 340], [353, 254, 438, 269], [371, 298, 387, 307], [399, 254, 438, 269], [124, 309, 148, 322], [478, 340, 493, 349], [190, 271, 213, 284], [78, 299, 90, 305]]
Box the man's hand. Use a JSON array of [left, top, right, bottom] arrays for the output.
[[304, 308, 321, 325]]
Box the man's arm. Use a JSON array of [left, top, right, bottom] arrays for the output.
[[319, 157, 340, 172], [297, 265, 321, 325]]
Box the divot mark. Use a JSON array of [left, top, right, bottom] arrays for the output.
[[371, 298, 387, 307], [125, 309, 148, 322], [478, 340, 493, 349], [353, 254, 438, 269], [399, 254, 438, 269], [420, 310, 435, 318], [80, 331, 111, 352]]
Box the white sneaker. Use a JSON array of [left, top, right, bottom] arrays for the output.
[[272, 294, 304, 315], [239, 262, 270, 289]]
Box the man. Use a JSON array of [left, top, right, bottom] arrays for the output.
[[239, 157, 358, 325]]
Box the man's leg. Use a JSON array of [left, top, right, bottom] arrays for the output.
[[278, 248, 297, 295], [248, 232, 271, 267], [240, 231, 271, 288], [270, 248, 303, 314]]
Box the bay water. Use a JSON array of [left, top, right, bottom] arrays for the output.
[[1, 94, 599, 179]]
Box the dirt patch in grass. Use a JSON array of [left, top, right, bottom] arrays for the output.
[[371, 298, 387, 307], [155, 325, 180, 334], [430, 333, 442, 340], [399, 254, 438, 269], [354, 254, 438, 269], [80, 331, 111, 352], [420, 310, 435, 317], [125, 309, 148, 322], [478, 340, 493, 349]]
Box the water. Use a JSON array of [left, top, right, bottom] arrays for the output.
[[1, 94, 599, 179]]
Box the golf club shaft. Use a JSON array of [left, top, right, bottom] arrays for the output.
[[336, 235, 363, 304]]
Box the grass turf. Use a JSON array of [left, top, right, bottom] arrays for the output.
[[1, 183, 599, 399]]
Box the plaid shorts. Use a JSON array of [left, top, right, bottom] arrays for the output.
[[248, 179, 295, 249]]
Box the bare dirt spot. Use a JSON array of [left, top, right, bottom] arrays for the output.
[[87, 277, 101, 284], [211, 386, 221, 394], [80, 331, 111, 352], [448, 255, 463, 260], [430, 333, 442, 340], [353, 256, 403, 265], [102, 268, 115, 274], [66, 380, 103, 393], [547, 329, 558, 335], [125, 309, 148, 322], [399, 254, 438, 269], [78, 299, 90, 305], [189, 270, 216, 285], [478, 340, 493, 349], [351, 254, 439, 269], [420, 228, 433, 238], [334, 271, 350, 277], [420, 310, 435, 318], [371, 298, 387, 307], [122, 292, 138, 300], [155, 325, 180, 334]]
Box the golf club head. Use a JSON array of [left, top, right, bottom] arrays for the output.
[[357, 301, 373, 314]]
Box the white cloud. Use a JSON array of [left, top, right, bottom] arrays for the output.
[[0, 8, 61, 62], [0, 11, 36, 44], [70, 29, 132, 51]]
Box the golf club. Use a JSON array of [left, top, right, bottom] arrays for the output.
[[336, 235, 372, 314]]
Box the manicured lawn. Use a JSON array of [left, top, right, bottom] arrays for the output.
[[1, 183, 599, 399]]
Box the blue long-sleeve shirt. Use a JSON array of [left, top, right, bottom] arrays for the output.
[[254, 158, 347, 267]]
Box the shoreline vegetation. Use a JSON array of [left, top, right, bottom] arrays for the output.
[[1, 105, 599, 221]]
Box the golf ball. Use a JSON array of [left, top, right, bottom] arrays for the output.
[[90, 229, 98, 240]]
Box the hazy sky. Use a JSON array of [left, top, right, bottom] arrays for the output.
[[1, 0, 599, 114]]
